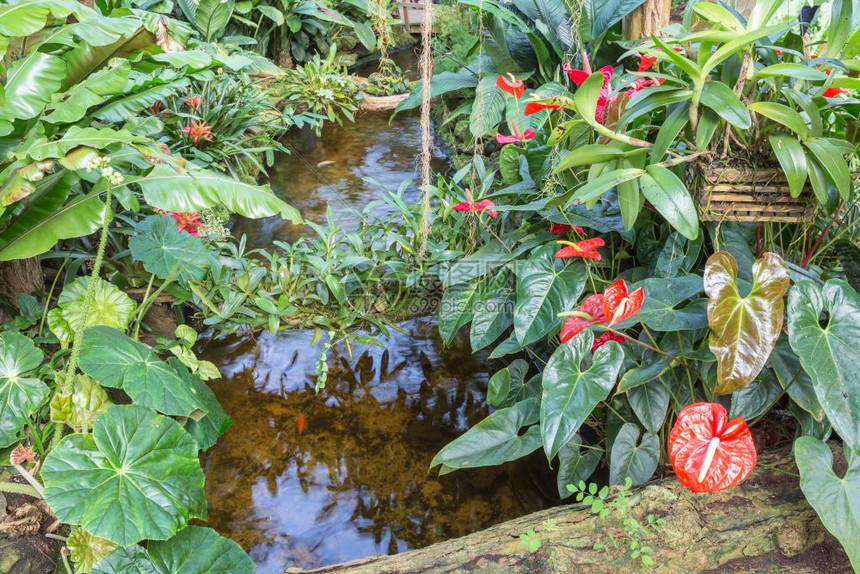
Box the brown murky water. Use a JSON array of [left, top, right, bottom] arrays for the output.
[[201, 53, 553, 573], [199, 323, 553, 572]]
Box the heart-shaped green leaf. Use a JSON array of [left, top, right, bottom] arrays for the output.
[[705, 251, 789, 394], [514, 243, 587, 345], [635, 275, 708, 331], [0, 331, 47, 447], [609, 422, 659, 486], [795, 437, 860, 571], [79, 327, 207, 418], [91, 526, 254, 574], [430, 398, 541, 471], [557, 435, 601, 499], [541, 331, 624, 461], [42, 405, 207, 546], [469, 272, 514, 352], [788, 280, 860, 449], [628, 380, 670, 434]]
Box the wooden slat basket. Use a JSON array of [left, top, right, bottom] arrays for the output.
[[692, 163, 815, 223]]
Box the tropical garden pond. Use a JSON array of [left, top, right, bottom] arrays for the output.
[[1, 0, 860, 573]]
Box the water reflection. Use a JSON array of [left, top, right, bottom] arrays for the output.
[[199, 320, 553, 572], [232, 108, 447, 248]]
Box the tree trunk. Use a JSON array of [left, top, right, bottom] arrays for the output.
[[622, 0, 671, 39], [289, 446, 852, 573], [0, 258, 43, 316]]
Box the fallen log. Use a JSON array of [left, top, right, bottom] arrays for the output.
[[288, 445, 852, 573]]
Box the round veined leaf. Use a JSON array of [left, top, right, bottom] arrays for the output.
[[129, 215, 213, 282], [91, 526, 255, 574], [55, 276, 136, 336], [0, 331, 48, 447], [42, 405, 207, 546], [705, 251, 789, 394], [787, 280, 860, 450], [540, 332, 624, 461], [68, 527, 118, 573], [79, 326, 208, 418]]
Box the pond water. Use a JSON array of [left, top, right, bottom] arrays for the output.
[[200, 51, 554, 573]]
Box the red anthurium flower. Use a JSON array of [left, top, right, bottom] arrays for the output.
[[524, 101, 563, 115], [669, 402, 756, 493], [548, 223, 571, 235], [822, 86, 849, 98], [563, 64, 614, 123], [638, 53, 658, 72], [181, 120, 214, 146], [496, 74, 525, 98], [496, 121, 536, 145], [169, 212, 204, 236], [592, 331, 625, 352], [452, 199, 498, 218], [602, 279, 644, 325], [554, 237, 605, 260], [560, 294, 606, 343]]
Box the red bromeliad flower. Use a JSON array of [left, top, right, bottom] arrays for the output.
[[603, 279, 644, 325], [638, 53, 658, 72], [563, 64, 614, 123], [183, 96, 203, 111], [496, 122, 536, 145], [554, 237, 604, 260], [669, 402, 756, 493], [452, 198, 498, 218], [524, 101, 563, 115], [822, 86, 849, 98], [592, 331, 625, 352], [496, 74, 525, 98], [181, 120, 214, 146], [169, 212, 204, 236], [560, 294, 606, 343]]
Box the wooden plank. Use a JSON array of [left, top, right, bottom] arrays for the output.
[[707, 193, 801, 203]]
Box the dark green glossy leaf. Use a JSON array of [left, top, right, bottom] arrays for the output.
[[705, 251, 789, 394], [700, 80, 751, 129], [729, 368, 781, 421], [771, 337, 824, 421], [787, 280, 860, 449], [557, 435, 601, 499], [514, 243, 587, 345], [541, 332, 624, 461], [42, 405, 207, 546], [748, 102, 808, 139], [635, 275, 708, 331], [470, 272, 514, 351], [609, 422, 659, 486], [628, 381, 670, 433], [795, 437, 860, 571], [430, 398, 542, 470], [487, 359, 529, 408], [640, 165, 698, 240], [804, 138, 851, 200], [769, 135, 807, 198]]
